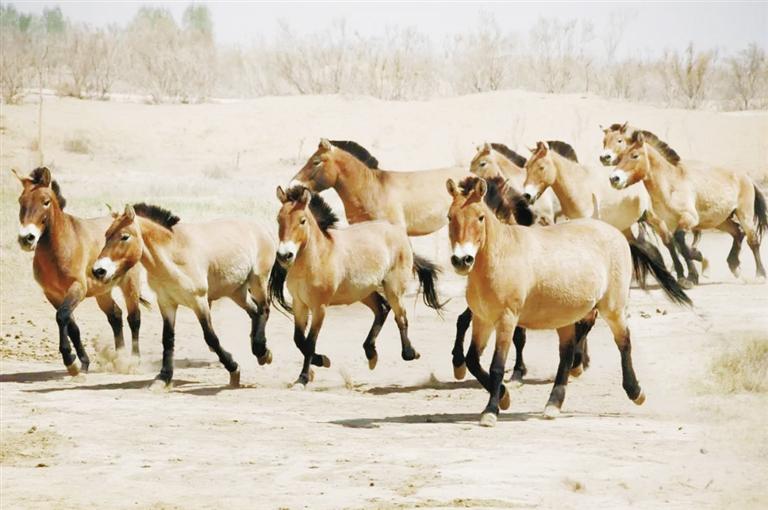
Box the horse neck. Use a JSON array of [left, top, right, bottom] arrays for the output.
[[549, 155, 595, 218], [497, 157, 526, 188], [641, 147, 679, 199], [135, 217, 175, 276], [295, 221, 333, 272], [333, 157, 384, 223], [36, 205, 78, 261], [476, 209, 518, 270]]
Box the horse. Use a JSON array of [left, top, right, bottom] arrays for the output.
[[92, 203, 278, 388], [610, 131, 767, 282], [12, 167, 146, 376], [450, 176, 596, 384], [446, 176, 692, 427], [270, 185, 443, 387], [469, 142, 559, 225], [288, 138, 466, 236], [600, 122, 708, 284]]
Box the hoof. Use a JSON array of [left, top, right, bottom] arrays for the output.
[[677, 277, 694, 290], [569, 364, 584, 378], [149, 379, 171, 393], [633, 390, 646, 406], [402, 349, 420, 362], [66, 361, 80, 377], [290, 381, 306, 391], [543, 404, 560, 419], [368, 354, 378, 370], [509, 369, 525, 387], [229, 369, 241, 388], [453, 363, 466, 380], [257, 350, 273, 365], [701, 257, 710, 277], [321, 355, 331, 368], [500, 387, 511, 411], [479, 412, 497, 428]]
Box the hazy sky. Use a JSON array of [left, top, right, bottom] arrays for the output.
[[11, 2, 768, 57]]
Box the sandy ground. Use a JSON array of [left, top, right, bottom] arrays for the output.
[[1, 92, 768, 509]]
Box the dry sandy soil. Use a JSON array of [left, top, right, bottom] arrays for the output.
[[1, 91, 767, 509]]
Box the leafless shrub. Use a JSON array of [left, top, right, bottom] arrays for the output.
[[446, 12, 513, 93], [63, 134, 91, 154], [709, 334, 768, 394], [728, 43, 767, 110], [528, 17, 577, 93], [660, 43, 717, 109]]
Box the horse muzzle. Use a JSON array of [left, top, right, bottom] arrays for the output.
[[450, 254, 474, 275], [92, 257, 118, 282], [17, 234, 37, 251]]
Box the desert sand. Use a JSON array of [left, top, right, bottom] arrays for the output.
[[1, 91, 767, 509]]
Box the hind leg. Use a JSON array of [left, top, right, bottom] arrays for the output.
[[571, 309, 597, 377], [602, 310, 645, 405], [674, 229, 699, 286], [193, 298, 240, 387], [452, 308, 472, 380], [717, 217, 745, 278], [360, 292, 391, 370], [96, 293, 126, 353], [382, 279, 420, 361], [734, 206, 766, 280], [543, 324, 577, 419], [509, 327, 527, 384]]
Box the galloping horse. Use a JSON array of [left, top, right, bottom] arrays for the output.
[[92, 204, 277, 388], [600, 122, 708, 285], [610, 131, 767, 281], [446, 176, 692, 426], [12, 167, 146, 376], [270, 185, 443, 387]]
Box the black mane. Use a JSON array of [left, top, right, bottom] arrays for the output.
[[546, 140, 579, 162], [330, 140, 379, 169], [629, 129, 681, 165], [133, 202, 180, 230], [490, 143, 527, 168], [458, 176, 535, 226], [284, 186, 339, 231], [29, 167, 66, 209]]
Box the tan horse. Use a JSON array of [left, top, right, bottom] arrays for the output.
[[12, 167, 146, 376], [469, 142, 559, 225], [289, 139, 466, 236], [601, 122, 707, 284], [92, 203, 277, 388], [270, 186, 443, 387], [610, 131, 767, 281], [446, 176, 691, 427]]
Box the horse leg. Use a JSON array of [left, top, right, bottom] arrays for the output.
[[509, 327, 527, 384], [194, 299, 240, 387], [465, 316, 511, 427], [360, 292, 391, 370], [291, 300, 329, 370], [120, 273, 142, 357], [717, 217, 745, 278], [295, 305, 327, 387], [52, 285, 86, 376], [571, 309, 597, 377], [232, 284, 272, 365], [153, 300, 177, 388], [452, 308, 472, 380], [674, 229, 699, 286], [603, 310, 645, 405], [478, 315, 515, 427], [734, 203, 767, 280], [66, 316, 90, 374], [95, 293, 126, 354]]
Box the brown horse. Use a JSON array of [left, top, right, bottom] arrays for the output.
[[92, 203, 277, 388], [12, 167, 146, 376], [610, 131, 767, 282], [600, 122, 707, 284], [289, 139, 466, 235], [446, 176, 691, 426], [270, 185, 443, 387]]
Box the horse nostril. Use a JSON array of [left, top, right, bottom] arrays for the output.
[[522, 193, 532, 202], [92, 267, 107, 278], [450, 255, 461, 267], [610, 175, 620, 184], [278, 252, 294, 262], [25, 234, 35, 242], [463, 255, 474, 266]]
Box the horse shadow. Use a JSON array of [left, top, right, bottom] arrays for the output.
[[0, 369, 69, 384], [365, 375, 554, 395], [329, 411, 548, 428], [24, 378, 196, 393]]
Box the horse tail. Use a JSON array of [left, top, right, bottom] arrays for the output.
[[139, 296, 152, 309], [268, 257, 292, 314], [412, 254, 445, 312], [754, 184, 767, 241], [629, 241, 692, 306]]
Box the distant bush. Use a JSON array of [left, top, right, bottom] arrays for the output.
[[709, 335, 768, 394]]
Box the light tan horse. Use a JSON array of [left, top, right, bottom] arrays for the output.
[[12, 167, 146, 376], [270, 186, 443, 387], [92, 203, 277, 388], [446, 176, 692, 427], [601, 122, 707, 284], [610, 131, 767, 281], [469, 142, 559, 225], [289, 139, 466, 236]]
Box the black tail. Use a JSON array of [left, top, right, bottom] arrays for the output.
[[268, 258, 292, 314], [139, 296, 152, 309], [632, 218, 666, 287], [754, 185, 767, 241], [412, 254, 445, 311], [630, 242, 692, 306]]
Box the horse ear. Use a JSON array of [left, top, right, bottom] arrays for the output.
[[535, 141, 548, 155], [446, 179, 458, 197], [37, 167, 52, 187], [124, 204, 135, 221], [276, 186, 287, 203], [599, 124, 608, 133], [620, 122, 628, 133], [482, 142, 492, 154], [300, 188, 312, 206], [105, 203, 119, 218], [10, 168, 33, 190], [473, 178, 487, 199], [319, 138, 333, 152], [635, 131, 645, 146]]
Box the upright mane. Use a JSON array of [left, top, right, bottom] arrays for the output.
[[490, 143, 527, 168], [627, 129, 681, 165], [29, 167, 66, 209], [285, 186, 339, 231], [546, 141, 579, 162], [133, 202, 181, 230], [458, 176, 535, 226], [329, 140, 380, 169]]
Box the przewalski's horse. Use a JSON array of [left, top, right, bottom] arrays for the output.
[[270, 185, 444, 387], [92, 204, 278, 388], [610, 131, 768, 282], [450, 176, 596, 384], [289, 139, 466, 236], [446, 176, 692, 427], [469, 142, 559, 225], [600, 122, 708, 284], [12, 167, 146, 376]]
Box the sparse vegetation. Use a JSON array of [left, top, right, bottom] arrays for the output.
[[63, 135, 91, 154], [709, 335, 768, 394]]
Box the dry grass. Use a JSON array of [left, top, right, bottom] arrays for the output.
[[709, 334, 768, 394], [63, 135, 92, 155]]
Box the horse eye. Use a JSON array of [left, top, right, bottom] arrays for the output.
[[43, 199, 51, 207], [480, 161, 487, 167], [313, 159, 322, 167], [478, 215, 485, 222], [618, 139, 624, 144], [121, 233, 131, 241], [300, 217, 307, 225], [631, 154, 639, 160]]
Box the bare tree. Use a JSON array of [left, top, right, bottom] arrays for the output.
[[728, 43, 767, 110], [662, 42, 717, 109], [529, 17, 578, 93]]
